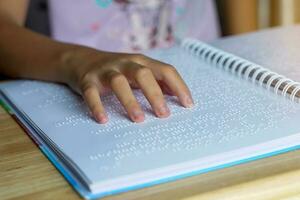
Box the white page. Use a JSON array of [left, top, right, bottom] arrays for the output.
[[1, 46, 300, 187]]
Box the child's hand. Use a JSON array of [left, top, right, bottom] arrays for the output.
[[62, 48, 194, 124], [0, 5, 192, 124]]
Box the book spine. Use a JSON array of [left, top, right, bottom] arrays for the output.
[[181, 38, 300, 102], [0, 98, 12, 114]]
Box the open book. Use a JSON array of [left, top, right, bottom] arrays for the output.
[[1, 26, 300, 199]]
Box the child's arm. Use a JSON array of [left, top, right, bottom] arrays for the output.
[[0, 1, 193, 124]]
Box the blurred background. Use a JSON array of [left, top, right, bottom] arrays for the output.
[[217, 0, 300, 36], [25, 0, 300, 37]]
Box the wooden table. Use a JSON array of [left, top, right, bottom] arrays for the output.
[[1, 105, 300, 200]]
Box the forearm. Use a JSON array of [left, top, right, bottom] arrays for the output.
[[0, 14, 86, 84], [0, 12, 194, 124]]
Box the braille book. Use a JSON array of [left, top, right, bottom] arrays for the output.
[[1, 26, 300, 199]]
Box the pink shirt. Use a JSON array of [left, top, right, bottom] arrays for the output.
[[49, 0, 220, 52]]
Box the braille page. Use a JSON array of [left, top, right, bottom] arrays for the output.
[[2, 47, 300, 192]]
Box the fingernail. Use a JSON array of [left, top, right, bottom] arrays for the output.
[[184, 96, 194, 108], [131, 109, 144, 122], [156, 104, 170, 118], [96, 113, 108, 124]]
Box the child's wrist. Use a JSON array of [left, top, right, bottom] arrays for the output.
[[58, 44, 99, 90]]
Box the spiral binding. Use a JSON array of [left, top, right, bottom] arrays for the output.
[[181, 38, 300, 102]]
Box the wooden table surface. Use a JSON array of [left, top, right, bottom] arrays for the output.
[[1, 105, 300, 200]]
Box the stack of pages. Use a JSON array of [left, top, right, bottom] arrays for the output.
[[1, 26, 300, 199]]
